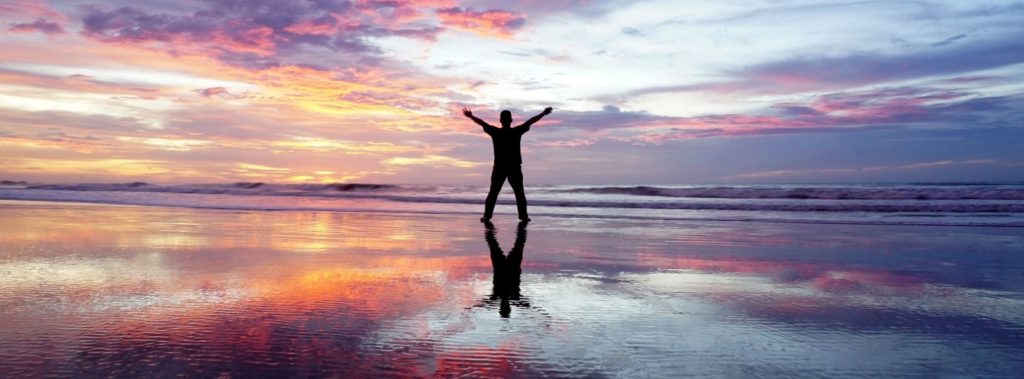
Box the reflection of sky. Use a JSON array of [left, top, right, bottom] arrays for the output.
[[1, 1, 1023, 184], [0, 202, 1023, 376]]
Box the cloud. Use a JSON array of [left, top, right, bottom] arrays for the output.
[[0, 131, 110, 153], [81, 6, 283, 57], [600, 32, 1024, 102], [0, 108, 147, 133], [383, 154, 478, 168], [236, 163, 290, 172], [931, 33, 967, 47], [0, 1, 67, 21], [2, 1, 1022, 184], [7, 18, 65, 35], [613, 88, 1024, 143], [436, 7, 526, 38], [337, 90, 443, 111], [736, 36, 1024, 91], [116, 137, 212, 152], [197, 86, 229, 97], [78, 1, 447, 67], [514, 105, 673, 132], [475, 88, 1024, 146], [271, 137, 434, 155], [620, 26, 643, 36], [531, 138, 597, 148], [3, 158, 171, 176]]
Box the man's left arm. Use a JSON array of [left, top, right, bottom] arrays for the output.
[[516, 107, 553, 133], [463, 108, 496, 131]]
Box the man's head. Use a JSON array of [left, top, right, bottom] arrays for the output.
[[500, 110, 512, 128]]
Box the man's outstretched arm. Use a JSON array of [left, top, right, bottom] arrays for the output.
[[462, 108, 495, 130], [516, 107, 553, 132]]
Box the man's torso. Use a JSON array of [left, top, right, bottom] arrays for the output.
[[486, 127, 524, 165]]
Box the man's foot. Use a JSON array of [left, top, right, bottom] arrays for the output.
[[480, 217, 491, 223], [519, 217, 531, 223]]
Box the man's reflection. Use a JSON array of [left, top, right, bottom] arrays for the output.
[[483, 221, 528, 317]]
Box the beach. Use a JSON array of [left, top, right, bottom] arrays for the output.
[[1, 199, 1022, 377]]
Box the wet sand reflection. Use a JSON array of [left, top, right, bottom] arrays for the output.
[[1, 201, 1023, 377]]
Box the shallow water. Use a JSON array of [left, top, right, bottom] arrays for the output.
[[1, 200, 1023, 377], [4, 182, 1024, 226]]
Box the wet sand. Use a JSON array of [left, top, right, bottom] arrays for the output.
[[1, 200, 1023, 377]]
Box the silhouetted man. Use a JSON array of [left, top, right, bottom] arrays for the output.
[[463, 107, 553, 222]]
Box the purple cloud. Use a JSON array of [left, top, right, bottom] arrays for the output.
[[8, 18, 65, 35], [539, 85, 1024, 146], [78, 1, 445, 67], [628, 89, 1024, 144], [599, 33, 1024, 102], [737, 36, 1024, 90], [196, 87, 229, 98]]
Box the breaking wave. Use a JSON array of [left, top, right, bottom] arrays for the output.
[[25, 182, 404, 195], [3, 182, 1024, 226], [558, 185, 1024, 200]]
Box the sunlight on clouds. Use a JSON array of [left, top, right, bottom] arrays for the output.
[[272, 137, 416, 154], [117, 137, 211, 151], [5, 158, 170, 176], [248, 65, 446, 116], [384, 155, 478, 168], [0, 135, 104, 152], [0, 86, 169, 126], [0, 1, 1021, 183], [230, 163, 292, 179], [0, 62, 253, 91], [236, 163, 291, 172]]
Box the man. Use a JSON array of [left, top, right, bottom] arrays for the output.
[[462, 106, 553, 222]]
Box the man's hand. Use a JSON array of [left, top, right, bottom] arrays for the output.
[[462, 107, 473, 117], [542, 107, 553, 115]]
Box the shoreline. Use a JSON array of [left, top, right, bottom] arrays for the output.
[[2, 197, 1022, 228]]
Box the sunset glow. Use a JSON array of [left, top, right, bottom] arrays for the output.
[[1, 0, 1022, 183]]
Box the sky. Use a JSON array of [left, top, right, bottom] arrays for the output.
[[1, 0, 1023, 184]]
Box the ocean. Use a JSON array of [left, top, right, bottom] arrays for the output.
[[2, 185, 1023, 376], [2, 181, 1023, 226]]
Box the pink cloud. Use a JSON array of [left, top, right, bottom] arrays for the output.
[[283, 20, 337, 36], [0, 1, 66, 21], [436, 7, 526, 38]]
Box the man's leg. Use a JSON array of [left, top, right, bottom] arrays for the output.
[[508, 165, 529, 221], [483, 165, 506, 220]]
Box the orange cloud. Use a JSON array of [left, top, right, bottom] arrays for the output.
[[436, 7, 526, 38], [3, 158, 171, 176]]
